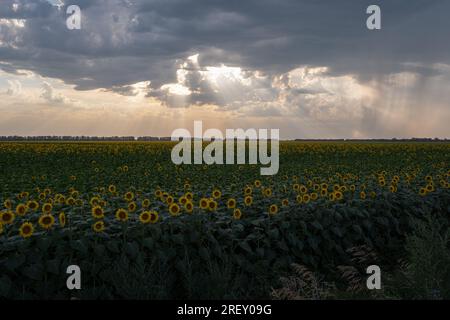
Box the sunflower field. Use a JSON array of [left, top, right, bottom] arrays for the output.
[[0, 141, 449, 299]]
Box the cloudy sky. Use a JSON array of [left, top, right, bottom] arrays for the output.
[[0, 0, 449, 139]]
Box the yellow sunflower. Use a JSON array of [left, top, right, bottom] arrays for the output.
[[59, 212, 66, 228], [142, 198, 151, 208], [212, 189, 222, 199], [15, 204, 28, 216], [139, 211, 152, 224], [244, 196, 253, 206], [92, 221, 105, 233], [227, 198, 237, 209], [233, 208, 242, 220], [19, 222, 34, 238], [268, 204, 278, 216], [115, 209, 129, 222], [42, 202, 52, 214], [92, 205, 104, 219], [169, 203, 181, 216], [0, 211, 15, 224], [282, 199, 289, 206], [208, 200, 218, 212], [4, 199, 12, 209], [199, 198, 209, 210], [184, 201, 194, 213], [124, 191, 134, 202], [38, 214, 55, 230], [149, 211, 159, 224], [128, 201, 137, 212], [27, 200, 39, 211]]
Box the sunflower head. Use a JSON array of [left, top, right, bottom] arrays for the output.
[[92, 221, 105, 233], [142, 199, 151, 208], [59, 212, 66, 228], [16, 204, 28, 216], [27, 200, 39, 211], [19, 222, 34, 238], [233, 208, 242, 220], [124, 192, 134, 202], [360, 191, 366, 199], [92, 205, 105, 219], [3, 199, 12, 209], [244, 196, 253, 206], [212, 189, 222, 199], [282, 199, 289, 206], [139, 211, 152, 224], [149, 211, 159, 224], [128, 201, 137, 212], [42, 203, 53, 214], [227, 198, 236, 209], [108, 185, 116, 193], [269, 204, 278, 215], [38, 214, 55, 230], [199, 198, 209, 210], [184, 201, 194, 213], [208, 200, 218, 212], [115, 209, 128, 222], [1, 211, 15, 224], [302, 194, 310, 203], [169, 203, 181, 216]]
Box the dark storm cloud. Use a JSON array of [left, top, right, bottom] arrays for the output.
[[0, 0, 449, 93]]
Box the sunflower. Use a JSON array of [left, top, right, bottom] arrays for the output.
[[282, 199, 289, 206], [268, 204, 278, 215], [208, 200, 218, 212], [139, 211, 152, 224], [40, 202, 52, 214], [124, 191, 134, 202], [199, 198, 209, 210], [166, 196, 174, 205], [244, 196, 253, 206], [334, 191, 343, 201], [296, 195, 303, 204], [155, 189, 162, 198], [19, 222, 34, 238], [360, 191, 366, 200], [169, 203, 181, 216], [293, 183, 300, 191], [142, 198, 151, 208], [108, 185, 116, 193], [66, 197, 75, 206], [59, 212, 66, 228], [263, 188, 272, 197], [89, 197, 100, 207], [128, 201, 137, 212], [329, 193, 336, 201], [321, 183, 328, 190], [3, 199, 12, 209], [227, 198, 237, 209], [27, 200, 39, 211], [419, 187, 427, 196], [244, 186, 252, 195], [426, 184, 434, 192], [92, 206, 104, 219], [178, 196, 187, 205], [254, 180, 261, 188], [149, 211, 159, 224], [115, 209, 128, 222], [370, 191, 377, 199], [299, 185, 307, 194], [184, 201, 194, 213], [0, 211, 15, 224], [212, 189, 222, 199], [92, 221, 105, 233], [311, 193, 318, 201], [38, 214, 55, 230], [320, 189, 328, 197], [389, 185, 396, 193], [185, 192, 193, 201], [301, 194, 310, 204], [233, 208, 242, 220], [16, 204, 28, 216]]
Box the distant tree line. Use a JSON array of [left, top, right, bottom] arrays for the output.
[[0, 136, 447, 142], [0, 136, 172, 141]]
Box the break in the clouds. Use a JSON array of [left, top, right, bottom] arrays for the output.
[[0, 0, 449, 138]]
